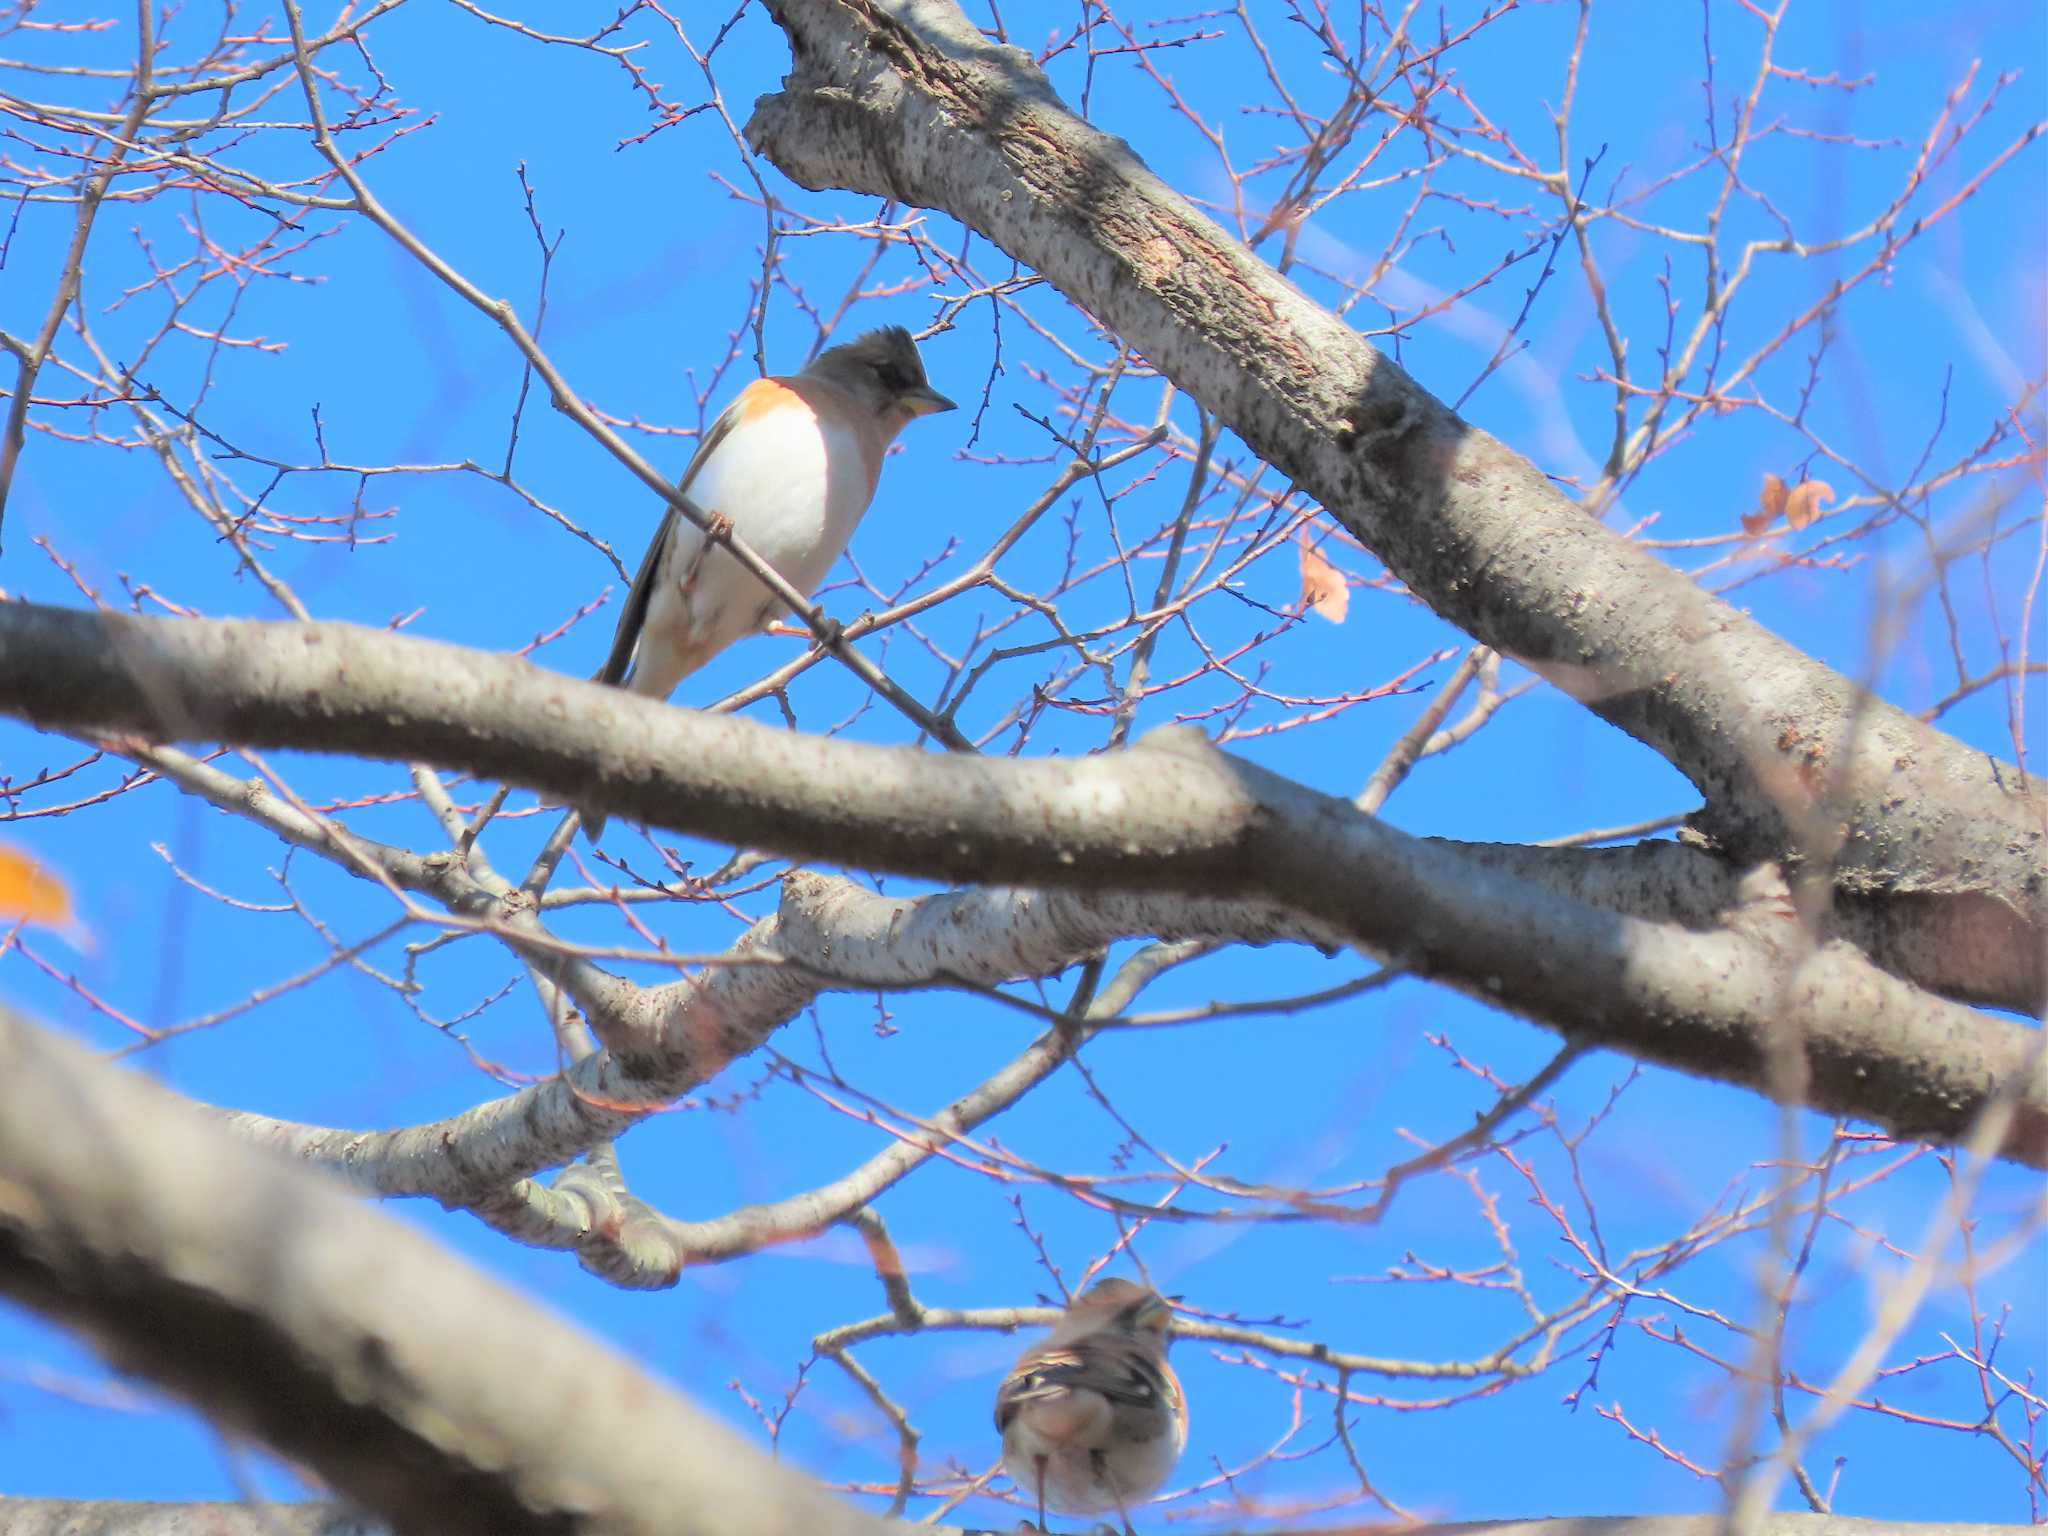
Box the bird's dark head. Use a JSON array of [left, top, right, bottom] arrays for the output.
[[809, 324, 954, 428]]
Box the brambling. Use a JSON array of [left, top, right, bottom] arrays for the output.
[[581, 325, 953, 840], [996, 1278, 1188, 1535]]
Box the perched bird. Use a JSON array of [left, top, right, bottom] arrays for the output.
[[996, 1278, 1188, 1535], [581, 325, 953, 840]]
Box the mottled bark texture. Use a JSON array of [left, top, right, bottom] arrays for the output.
[[743, 0, 2044, 1015], [2, 602, 2041, 1165]]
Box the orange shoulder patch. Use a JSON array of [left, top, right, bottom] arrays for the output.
[[730, 377, 807, 425]]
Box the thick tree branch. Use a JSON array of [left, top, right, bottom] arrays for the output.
[[0, 1008, 893, 1536], [741, 0, 2043, 994], [0, 1504, 382, 1535], [1458, 840, 2034, 1017], [216, 874, 1325, 1217], [2, 602, 2040, 1165]]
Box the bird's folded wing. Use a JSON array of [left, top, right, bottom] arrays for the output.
[[994, 1345, 1088, 1430], [594, 383, 764, 689], [994, 1341, 1169, 1432], [1085, 1348, 1171, 1412]]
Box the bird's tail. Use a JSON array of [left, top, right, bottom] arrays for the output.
[[579, 658, 623, 844]]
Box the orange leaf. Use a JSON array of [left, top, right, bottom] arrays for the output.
[[0, 846, 71, 927], [1741, 472, 1789, 536], [1783, 478, 1834, 530], [1296, 532, 1350, 624]]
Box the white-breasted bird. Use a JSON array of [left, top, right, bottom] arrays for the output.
[[582, 325, 953, 840]]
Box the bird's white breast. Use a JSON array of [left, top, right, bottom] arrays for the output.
[[689, 400, 872, 586], [645, 396, 877, 674]]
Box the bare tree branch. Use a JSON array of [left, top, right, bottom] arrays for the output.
[[741, 0, 2044, 993], [1, 601, 2039, 1165], [4, 1, 2041, 1522], [0, 1006, 895, 1536], [0, 1503, 379, 1535]]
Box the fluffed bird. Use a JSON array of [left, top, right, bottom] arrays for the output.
[[996, 1278, 1188, 1535], [581, 325, 953, 840]]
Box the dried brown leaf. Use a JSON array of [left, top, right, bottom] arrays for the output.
[[1784, 478, 1835, 530], [1297, 532, 1350, 624], [0, 846, 71, 927], [1741, 472, 1789, 536]]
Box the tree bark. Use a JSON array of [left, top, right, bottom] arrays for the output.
[[0, 1006, 894, 1536], [740, 0, 2044, 1008], [3, 602, 2041, 1166]]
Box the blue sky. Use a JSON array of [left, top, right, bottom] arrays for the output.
[[1, 0, 2042, 1525]]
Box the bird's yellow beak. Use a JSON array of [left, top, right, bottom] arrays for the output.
[[902, 385, 956, 416]]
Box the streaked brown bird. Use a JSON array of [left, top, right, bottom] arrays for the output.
[[995, 1278, 1188, 1534]]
